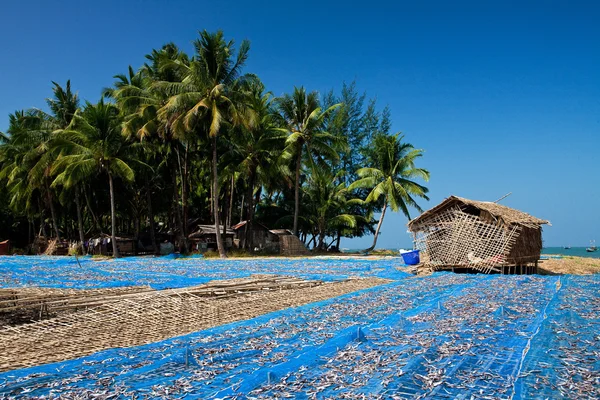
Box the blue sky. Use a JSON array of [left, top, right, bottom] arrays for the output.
[[1, 1, 599, 248]]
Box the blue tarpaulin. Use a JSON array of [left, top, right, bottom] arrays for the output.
[[0, 256, 598, 399]]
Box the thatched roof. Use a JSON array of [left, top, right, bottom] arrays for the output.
[[408, 195, 550, 230], [189, 225, 235, 238], [231, 221, 271, 231], [269, 229, 294, 236]]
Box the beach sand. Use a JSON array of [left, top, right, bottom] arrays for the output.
[[539, 255, 600, 275]]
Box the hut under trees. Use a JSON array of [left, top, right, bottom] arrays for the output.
[[231, 221, 280, 251], [408, 196, 549, 274], [188, 225, 236, 252]]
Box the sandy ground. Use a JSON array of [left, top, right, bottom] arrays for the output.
[[539, 256, 600, 275]]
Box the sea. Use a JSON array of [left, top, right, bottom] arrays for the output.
[[542, 247, 600, 259], [344, 247, 600, 259]]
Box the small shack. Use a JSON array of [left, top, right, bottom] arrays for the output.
[[89, 235, 138, 256], [408, 196, 549, 274], [232, 221, 280, 251], [0, 240, 10, 255], [188, 225, 235, 252]]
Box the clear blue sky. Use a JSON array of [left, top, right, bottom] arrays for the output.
[[1, 0, 599, 248]]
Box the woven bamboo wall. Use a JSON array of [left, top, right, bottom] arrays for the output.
[[279, 235, 310, 256], [507, 226, 543, 265], [413, 207, 521, 273]]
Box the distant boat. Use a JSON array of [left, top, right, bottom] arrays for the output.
[[586, 240, 597, 252], [563, 246, 571, 249]]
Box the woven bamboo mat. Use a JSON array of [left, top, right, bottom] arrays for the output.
[[0, 276, 388, 372]]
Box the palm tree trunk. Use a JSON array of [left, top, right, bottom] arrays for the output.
[[83, 186, 101, 234], [227, 175, 234, 227], [145, 177, 158, 255], [40, 217, 47, 238], [293, 149, 302, 236], [108, 172, 119, 258], [45, 181, 60, 240], [318, 232, 325, 250], [181, 143, 189, 245], [212, 136, 226, 258], [244, 170, 255, 250], [172, 167, 187, 254], [239, 194, 245, 223], [366, 201, 387, 252], [75, 187, 85, 253]]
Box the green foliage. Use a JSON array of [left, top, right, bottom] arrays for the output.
[[0, 30, 430, 255], [350, 133, 430, 250]]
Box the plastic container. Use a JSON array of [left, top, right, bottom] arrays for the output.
[[401, 250, 420, 265]]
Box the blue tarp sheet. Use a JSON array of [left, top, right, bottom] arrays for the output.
[[0, 255, 407, 290], [0, 256, 598, 399]]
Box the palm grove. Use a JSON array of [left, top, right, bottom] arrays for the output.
[[0, 31, 430, 258]]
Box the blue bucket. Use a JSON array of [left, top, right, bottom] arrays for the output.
[[401, 250, 420, 265]]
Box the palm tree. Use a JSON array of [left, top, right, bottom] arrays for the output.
[[2, 82, 82, 243], [3, 109, 62, 240], [224, 78, 283, 250], [47, 81, 83, 245], [349, 133, 430, 251], [276, 87, 343, 236], [158, 30, 251, 258], [52, 100, 141, 257], [303, 168, 365, 250]]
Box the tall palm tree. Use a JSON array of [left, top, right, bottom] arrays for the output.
[[303, 168, 365, 250], [276, 87, 342, 236], [105, 44, 192, 253], [158, 30, 251, 258], [224, 78, 283, 250], [3, 109, 62, 240], [2, 82, 82, 243], [349, 133, 430, 251], [52, 100, 141, 257], [46, 81, 83, 245]]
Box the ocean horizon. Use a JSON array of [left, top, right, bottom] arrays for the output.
[[344, 247, 600, 259]]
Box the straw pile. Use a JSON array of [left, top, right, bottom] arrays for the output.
[[539, 256, 600, 275]]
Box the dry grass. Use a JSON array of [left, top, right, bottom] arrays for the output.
[[538, 256, 600, 275]]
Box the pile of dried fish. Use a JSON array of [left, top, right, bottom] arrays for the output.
[[515, 275, 600, 399], [0, 271, 597, 399], [0, 274, 468, 398], [0, 255, 407, 290], [254, 275, 558, 399]]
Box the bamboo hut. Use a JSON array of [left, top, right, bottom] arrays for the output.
[[232, 221, 280, 251], [188, 225, 235, 252], [408, 196, 549, 274]]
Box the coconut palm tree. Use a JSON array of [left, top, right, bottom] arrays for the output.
[[107, 46, 193, 253], [224, 78, 283, 249], [158, 30, 251, 258], [349, 133, 430, 251], [303, 168, 365, 250], [2, 82, 82, 243], [2, 109, 63, 240], [276, 87, 343, 236], [52, 100, 142, 257]]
